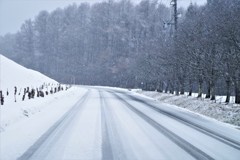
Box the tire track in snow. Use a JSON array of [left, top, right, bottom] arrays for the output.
[[110, 91, 214, 160], [99, 90, 127, 160], [99, 91, 114, 160], [124, 93, 240, 151], [17, 90, 90, 160]]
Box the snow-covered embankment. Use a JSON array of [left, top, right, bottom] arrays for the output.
[[0, 54, 87, 159], [134, 90, 240, 127]]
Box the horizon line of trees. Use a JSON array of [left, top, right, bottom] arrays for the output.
[[0, 0, 239, 103]]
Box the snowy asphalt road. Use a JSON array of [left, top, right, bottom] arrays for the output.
[[17, 87, 240, 160]]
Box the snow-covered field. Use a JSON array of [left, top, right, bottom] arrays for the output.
[[133, 90, 240, 127]]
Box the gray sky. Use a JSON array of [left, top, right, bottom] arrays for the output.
[[0, 0, 207, 36]]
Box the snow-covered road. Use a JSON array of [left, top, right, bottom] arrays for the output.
[[9, 87, 240, 159]]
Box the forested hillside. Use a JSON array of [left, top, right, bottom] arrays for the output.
[[0, 0, 239, 103]]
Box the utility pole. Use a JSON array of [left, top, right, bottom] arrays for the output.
[[170, 0, 179, 95], [170, 0, 178, 32], [165, 0, 178, 37], [173, 0, 177, 31]]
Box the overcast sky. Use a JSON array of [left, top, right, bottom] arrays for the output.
[[0, 0, 207, 36]]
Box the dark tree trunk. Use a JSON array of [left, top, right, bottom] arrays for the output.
[[197, 79, 203, 98], [205, 81, 211, 99], [188, 80, 193, 96], [209, 67, 216, 101], [180, 80, 184, 95], [235, 77, 240, 104], [170, 82, 174, 94], [210, 81, 216, 100], [175, 81, 179, 95], [235, 86, 240, 104], [157, 81, 163, 92], [165, 81, 169, 93], [161, 81, 164, 92], [225, 79, 231, 103]]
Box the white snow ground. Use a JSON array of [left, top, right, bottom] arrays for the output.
[[133, 90, 240, 127], [0, 87, 88, 160]]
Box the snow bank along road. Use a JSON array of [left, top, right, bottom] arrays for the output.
[[15, 87, 240, 159]]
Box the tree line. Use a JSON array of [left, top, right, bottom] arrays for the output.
[[0, 0, 239, 103], [170, 0, 240, 104]]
